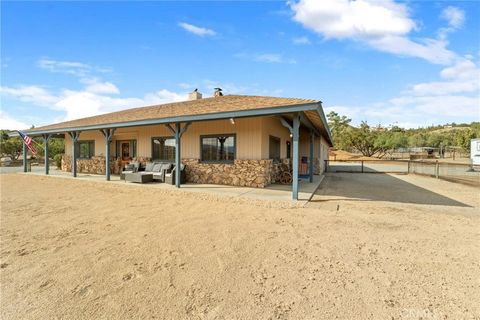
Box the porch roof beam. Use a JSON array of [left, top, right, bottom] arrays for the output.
[[299, 112, 320, 137]]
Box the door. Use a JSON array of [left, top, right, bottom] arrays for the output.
[[121, 142, 130, 160]]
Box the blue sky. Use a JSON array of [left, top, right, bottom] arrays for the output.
[[1, 0, 479, 130]]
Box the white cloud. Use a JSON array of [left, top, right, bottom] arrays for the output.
[[438, 6, 465, 39], [325, 58, 480, 128], [37, 59, 92, 77], [178, 22, 216, 37], [236, 52, 296, 64], [441, 6, 465, 29], [410, 58, 479, 96], [292, 36, 311, 45], [291, 0, 415, 39], [367, 35, 456, 65], [0, 110, 30, 130], [0, 85, 59, 107], [1, 57, 192, 126], [81, 78, 120, 94], [255, 53, 283, 63], [1, 85, 187, 122], [37, 58, 113, 83], [290, 0, 458, 65]]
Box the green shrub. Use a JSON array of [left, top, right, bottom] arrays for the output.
[[54, 154, 63, 169]]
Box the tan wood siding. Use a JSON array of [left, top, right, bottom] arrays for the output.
[[63, 116, 329, 162], [261, 116, 291, 159], [66, 117, 264, 160]]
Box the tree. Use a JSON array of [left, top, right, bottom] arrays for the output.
[[0, 131, 23, 160], [454, 129, 476, 152], [327, 111, 352, 150], [345, 122, 391, 158]]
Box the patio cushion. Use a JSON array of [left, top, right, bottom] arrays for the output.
[[125, 163, 134, 171], [145, 162, 155, 172], [152, 163, 162, 172], [162, 163, 172, 171]]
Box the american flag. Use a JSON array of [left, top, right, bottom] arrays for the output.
[[17, 131, 37, 156]]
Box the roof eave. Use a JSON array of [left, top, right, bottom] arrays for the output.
[[316, 102, 334, 147], [25, 102, 322, 135]]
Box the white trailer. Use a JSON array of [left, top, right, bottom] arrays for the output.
[[471, 138, 480, 166]]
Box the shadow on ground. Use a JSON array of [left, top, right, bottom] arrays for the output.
[[313, 172, 470, 207]]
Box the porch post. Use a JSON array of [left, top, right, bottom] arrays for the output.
[[22, 142, 27, 172], [43, 134, 51, 175], [101, 128, 116, 181], [175, 122, 181, 188], [166, 122, 191, 188], [68, 131, 81, 177], [309, 131, 314, 183], [292, 113, 300, 200]]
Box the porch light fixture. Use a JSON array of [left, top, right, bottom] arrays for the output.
[[229, 118, 235, 125], [289, 133, 293, 138], [153, 139, 161, 144]]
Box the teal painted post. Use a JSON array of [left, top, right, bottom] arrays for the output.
[[69, 131, 80, 177], [23, 142, 27, 172], [106, 134, 110, 180], [101, 129, 115, 181], [292, 113, 300, 200], [72, 133, 77, 177], [43, 134, 50, 174], [175, 123, 181, 188], [309, 131, 314, 183]]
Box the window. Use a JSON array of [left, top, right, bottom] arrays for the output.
[[201, 134, 235, 162], [286, 141, 291, 159], [269, 135, 281, 162], [77, 140, 95, 159], [152, 137, 175, 161]]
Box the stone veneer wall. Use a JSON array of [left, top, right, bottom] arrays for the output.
[[183, 159, 274, 188], [61, 155, 115, 175], [314, 158, 321, 175], [61, 155, 154, 174], [61, 155, 321, 188]]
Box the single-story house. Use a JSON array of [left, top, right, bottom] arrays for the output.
[[22, 90, 333, 199]]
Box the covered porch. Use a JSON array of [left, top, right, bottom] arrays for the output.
[[21, 166, 323, 202]]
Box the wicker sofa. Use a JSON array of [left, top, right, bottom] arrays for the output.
[[122, 161, 173, 182], [164, 164, 186, 185]]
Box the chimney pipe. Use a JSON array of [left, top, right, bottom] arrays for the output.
[[214, 87, 223, 97]]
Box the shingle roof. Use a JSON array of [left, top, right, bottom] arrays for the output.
[[30, 95, 319, 132]]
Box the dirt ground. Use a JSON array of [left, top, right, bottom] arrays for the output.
[[1, 173, 479, 320]]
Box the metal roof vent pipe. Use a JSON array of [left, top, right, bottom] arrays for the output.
[[188, 89, 202, 100], [214, 87, 223, 97]]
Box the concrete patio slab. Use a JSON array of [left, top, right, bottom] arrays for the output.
[[15, 166, 323, 202]]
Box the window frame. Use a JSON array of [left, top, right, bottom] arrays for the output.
[[200, 133, 236, 164], [77, 140, 95, 159], [269, 135, 281, 162], [151, 136, 176, 161]]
